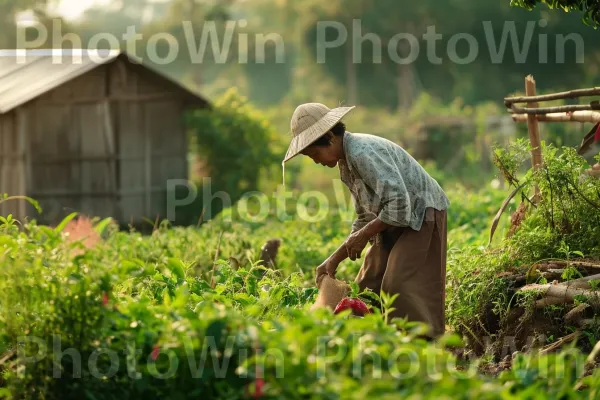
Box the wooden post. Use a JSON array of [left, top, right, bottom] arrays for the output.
[[17, 108, 30, 221], [101, 100, 118, 218], [525, 75, 543, 199], [0, 124, 6, 217], [144, 113, 151, 218]]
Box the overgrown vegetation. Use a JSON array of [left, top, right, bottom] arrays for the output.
[[447, 141, 600, 354]]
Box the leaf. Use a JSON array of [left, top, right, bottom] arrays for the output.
[[301, 287, 318, 303], [0, 195, 41, 213], [142, 217, 155, 228], [94, 217, 113, 235], [246, 276, 258, 296], [84, 389, 99, 400], [488, 182, 527, 246], [54, 212, 79, 233], [162, 288, 171, 306], [167, 258, 186, 282], [438, 333, 464, 348], [359, 290, 381, 304], [233, 292, 254, 306], [215, 284, 227, 295]]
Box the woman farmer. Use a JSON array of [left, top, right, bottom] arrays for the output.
[[283, 103, 450, 337]]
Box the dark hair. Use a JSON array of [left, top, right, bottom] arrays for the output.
[[310, 122, 346, 147]]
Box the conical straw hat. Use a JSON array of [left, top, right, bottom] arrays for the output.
[[283, 103, 355, 163]]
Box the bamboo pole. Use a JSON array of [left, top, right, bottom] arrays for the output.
[[505, 87, 600, 106], [512, 110, 600, 124], [510, 102, 600, 114], [525, 75, 542, 200]]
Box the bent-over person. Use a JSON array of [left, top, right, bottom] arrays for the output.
[[282, 103, 450, 338]]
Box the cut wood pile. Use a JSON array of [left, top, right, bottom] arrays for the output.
[[480, 260, 600, 356], [518, 260, 600, 327]]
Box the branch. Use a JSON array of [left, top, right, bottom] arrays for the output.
[[489, 182, 527, 246], [540, 331, 581, 355], [566, 178, 600, 210], [544, 166, 555, 229]]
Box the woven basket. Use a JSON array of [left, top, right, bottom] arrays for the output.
[[310, 276, 350, 311]]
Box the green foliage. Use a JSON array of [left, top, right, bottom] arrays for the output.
[[511, 0, 600, 27], [493, 139, 531, 186], [172, 89, 283, 225], [447, 142, 600, 342], [3, 203, 600, 398], [188, 88, 281, 197], [521, 145, 600, 254]]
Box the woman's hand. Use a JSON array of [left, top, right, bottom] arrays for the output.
[[344, 230, 370, 261], [315, 259, 339, 285]]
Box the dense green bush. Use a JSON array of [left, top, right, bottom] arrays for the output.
[[180, 88, 285, 225]]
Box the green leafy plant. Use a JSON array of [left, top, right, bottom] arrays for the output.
[[511, 0, 600, 27]]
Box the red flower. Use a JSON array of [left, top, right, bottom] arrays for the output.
[[253, 378, 264, 399], [151, 344, 160, 361], [245, 378, 264, 399], [334, 297, 371, 316], [102, 292, 109, 306]]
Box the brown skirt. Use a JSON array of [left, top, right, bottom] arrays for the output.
[[355, 208, 447, 337]]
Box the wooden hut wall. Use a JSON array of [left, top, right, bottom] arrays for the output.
[[107, 59, 188, 224], [26, 66, 115, 224], [0, 112, 26, 220]]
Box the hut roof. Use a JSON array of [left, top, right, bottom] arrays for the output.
[[0, 49, 209, 114]]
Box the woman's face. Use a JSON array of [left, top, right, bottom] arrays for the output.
[[301, 144, 339, 168]]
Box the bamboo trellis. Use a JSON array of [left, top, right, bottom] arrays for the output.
[[505, 76, 600, 183], [489, 78, 600, 245]]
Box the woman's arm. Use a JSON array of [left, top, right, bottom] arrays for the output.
[[360, 217, 391, 240], [315, 218, 391, 284], [315, 243, 349, 284], [344, 217, 390, 260]]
